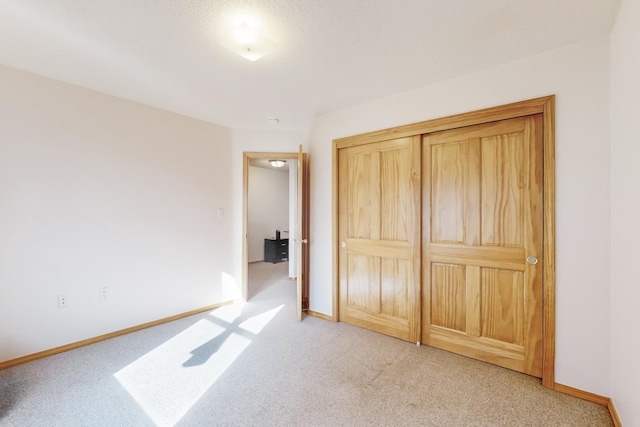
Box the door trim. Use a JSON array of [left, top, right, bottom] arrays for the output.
[[332, 96, 555, 388], [242, 151, 301, 302]]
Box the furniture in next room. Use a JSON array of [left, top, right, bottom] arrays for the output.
[[264, 234, 288, 263]]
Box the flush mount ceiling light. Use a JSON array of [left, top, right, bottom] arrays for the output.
[[269, 159, 286, 168], [219, 21, 276, 62]]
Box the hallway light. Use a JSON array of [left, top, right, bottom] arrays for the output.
[[269, 160, 286, 168]]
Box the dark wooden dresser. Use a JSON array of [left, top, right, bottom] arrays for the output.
[[264, 238, 289, 263]]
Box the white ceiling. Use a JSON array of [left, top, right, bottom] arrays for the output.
[[0, 0, 621, 130]]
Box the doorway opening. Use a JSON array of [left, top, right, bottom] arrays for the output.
[[242, 150, 309, 320]]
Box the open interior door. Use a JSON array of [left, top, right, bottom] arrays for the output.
[[296, 145, 310, 321]]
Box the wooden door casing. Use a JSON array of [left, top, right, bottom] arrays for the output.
[[422, 115, 544, 376], [338, 136, 421, 342], [297, 145, 310, 321], [242, 150, 309, 308]]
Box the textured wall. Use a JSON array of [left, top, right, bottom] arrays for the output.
[[610, 0, 640, 424], [0, 65, 234, 362]]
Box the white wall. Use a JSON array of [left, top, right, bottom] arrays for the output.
[[610, 0, 640, 424], [0, 65, 234, 362], [247, 165, 289, 262], [307, 38, 612, 396]]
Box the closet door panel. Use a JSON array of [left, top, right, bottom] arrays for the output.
[[422, 115, 543, 377], [338, 136, 421, 342]]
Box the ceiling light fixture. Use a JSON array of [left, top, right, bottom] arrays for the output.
[[269, 160, 286, 168], [219, 21, 276, 62]]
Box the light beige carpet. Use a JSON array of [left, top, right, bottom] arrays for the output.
[[0, 262, 613, 426]]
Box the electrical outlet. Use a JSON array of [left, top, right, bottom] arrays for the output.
[[58, 294, 68, 308], [98, 287, 109, 301]]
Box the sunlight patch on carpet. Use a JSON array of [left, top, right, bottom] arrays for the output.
[[237, 305, 284, 334], [210, 300, 245, 324], [114, 303, 284, 426]]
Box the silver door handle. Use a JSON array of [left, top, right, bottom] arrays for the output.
[[340, 241, 346, 248], [526, 256, 538, 265]]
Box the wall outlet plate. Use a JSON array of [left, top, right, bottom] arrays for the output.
[[58, 294, 68, 308]]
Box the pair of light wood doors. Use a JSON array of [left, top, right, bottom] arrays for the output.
[[334, 97, 555, 383]]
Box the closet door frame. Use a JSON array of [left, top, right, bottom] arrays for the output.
[[332, 95, 556, 388]]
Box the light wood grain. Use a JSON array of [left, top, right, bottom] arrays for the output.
[[342, 311, 412, 342], [346, 254, 371, 310], [297, 145, 303, 321], [421, 135, 434, 345], [431, 263, 466, 332], [345, 238, 410, 259], [338, 136, 421, 342], [381, 258, 409, 318], [430, 141, 466, 243], [429, 326, 527, 373], [423, 115, 543, 377], [332, 140, 340, 321], [381, 148, 410, 241], [244, 152, 301, 160], [541, 97, 556, 389], [303, 150, 310, 311], [430, 243, 525, 271], [481, 268, 525, 346], [553, 383, 610, 407], [464, 138, 481, 246], [307, 310, 335, 322], [334, 96, 550, 148], [608, 400, 622, 427], [338, 145, 350, 324], [523, 115, 545, 377], [481, 132, 525, 247], [465, 265, 481, 337], [347, 153, 374, 238], [333, 95, 555, 386], [0, 301, 232, 370], [296, 145, 310, 321], [552, 382, 621, 426]]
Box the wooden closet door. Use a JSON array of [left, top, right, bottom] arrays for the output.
[[422, 115, 544, 376], [338, 136, 421, 342]]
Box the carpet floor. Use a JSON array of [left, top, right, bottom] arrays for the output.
[[0, 262, 613, 426]]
